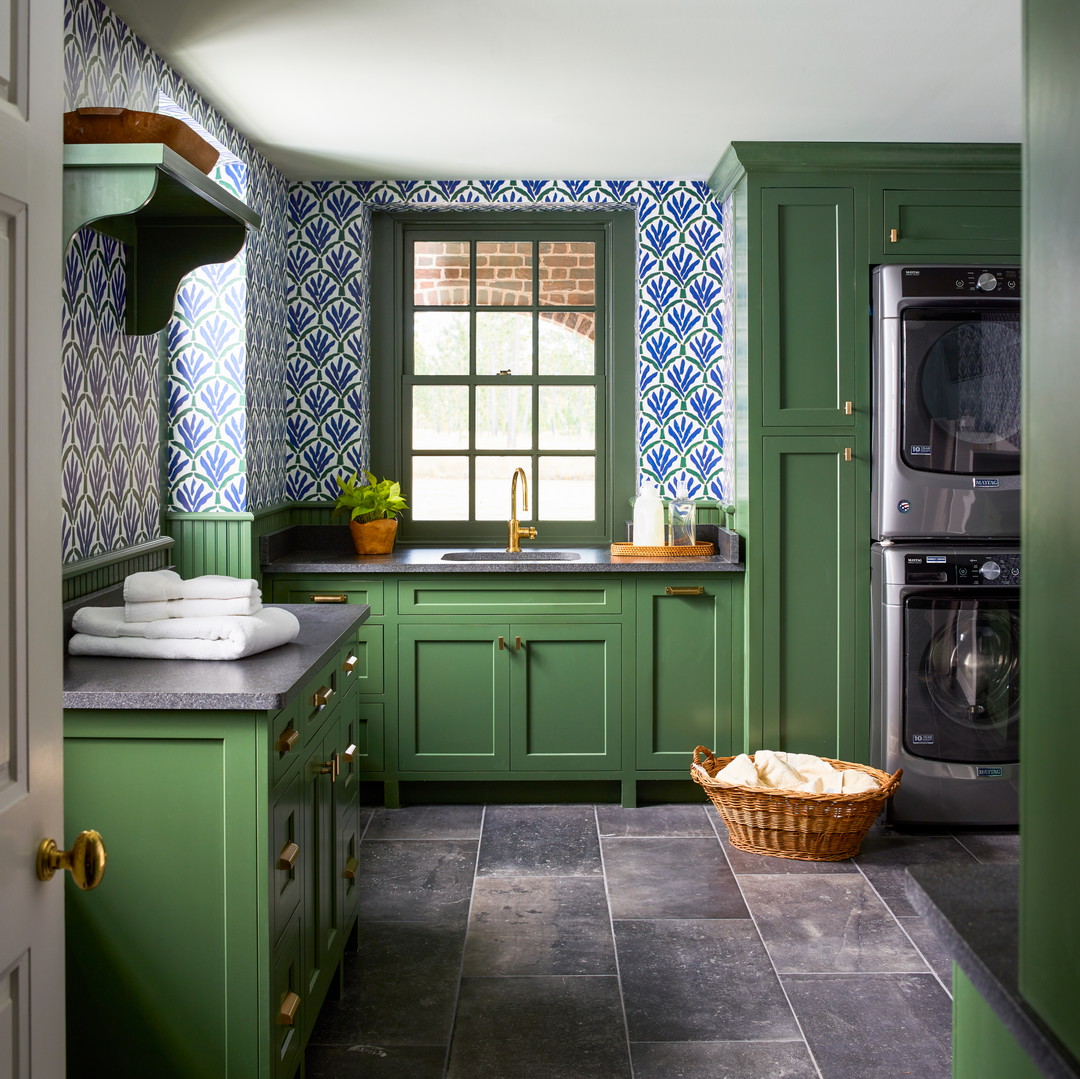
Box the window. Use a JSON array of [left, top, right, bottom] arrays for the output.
[[371, 211, 635, 544]]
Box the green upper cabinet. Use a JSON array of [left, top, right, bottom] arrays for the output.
[[760, 184, 860, 427], [874, 182, 1021, 260]]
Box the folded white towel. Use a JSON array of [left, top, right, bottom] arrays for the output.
[[713, 753, 761, 787], [753, 749, 809, 791], [68, 606, 300, 661], [124, 594, 262, 622], [123, 569, 260, 603]]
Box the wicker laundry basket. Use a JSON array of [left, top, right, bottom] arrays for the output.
[[691, 747, 902, 861]]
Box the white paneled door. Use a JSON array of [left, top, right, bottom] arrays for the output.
[[0, 2, 65, 1077]]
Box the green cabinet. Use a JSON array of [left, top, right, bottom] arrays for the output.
[[267, 571, 743, 803], [398, 621, 622, 772], [711, 142, 1019, 763], [64, 633, 363, 1079], [635, 579, 736, 767]]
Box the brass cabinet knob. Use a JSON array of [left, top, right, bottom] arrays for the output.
[[343, 743, 357, 762], [311, 685, 334, 709], [277, 726, 300, 753], [890, 228, 899, 243], [844, 400, 854, 415], [278, 842, 300, 871], [277, 991, 300, 1026], [342, 653, 358, 674], [37, 829, 107, 890], [515, 636, 524, 651], [343, 856, 359, 880]]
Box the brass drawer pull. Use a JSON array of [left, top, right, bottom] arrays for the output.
[[278, 842, 300, 871], [312, 685, 334, 709], [665, 586, 704, 597], [277, 991, 300, 1026], [277, 726, 299, 753], [343, 856, 359, 880], [310, 593, 347, 604], [342, 653, 358, 674], [343, 743, 357, 762]]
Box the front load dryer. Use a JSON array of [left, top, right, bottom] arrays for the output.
[[871, 542, 1020, 826]]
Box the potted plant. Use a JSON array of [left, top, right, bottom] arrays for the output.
[[333, 471, 408, 555]]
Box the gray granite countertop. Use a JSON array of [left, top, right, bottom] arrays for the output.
[[259, 523, 744, 575], [906, 863, 1080, 1079], [63, 603, 369, 712]]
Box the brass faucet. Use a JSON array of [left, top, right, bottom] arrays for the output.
[[507, 467, 538, 552]]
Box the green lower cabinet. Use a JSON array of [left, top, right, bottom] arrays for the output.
[[757, 436, 863, 760], [635, 580, 735, 767], [398, 621, 622, 772], [952, 967, 1042, 1079], [64, 683, 361, 1077]]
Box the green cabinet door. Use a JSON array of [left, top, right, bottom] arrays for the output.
[[398, 624, 510, 770], [635, 580, 735, 767], [759, 185, 860, 428], [757, 435, 862, 761], [878, 186, 1021, 258], [508, 623, 622, 771]]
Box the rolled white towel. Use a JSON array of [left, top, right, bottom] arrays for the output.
[[68, 607, 300, 661], [124, 570, 260, 603], [124, 594, 262, 622]]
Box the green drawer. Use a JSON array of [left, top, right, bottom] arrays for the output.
[[274, 580, 384, 616], [397, 578, 622, 616], [270, 769, 303, 947], [879, 187, 1021, 257], [271, 915, 304, 1079], [337, 625, 383, 696]]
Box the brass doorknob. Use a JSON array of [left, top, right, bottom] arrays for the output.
[[37, 829, 107, 890]]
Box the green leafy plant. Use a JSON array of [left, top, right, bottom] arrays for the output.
[[333, 472, 408, 522]]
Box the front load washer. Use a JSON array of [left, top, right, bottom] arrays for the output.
[[872, 264, 1021, 540], [871, 542, 1019, 826]]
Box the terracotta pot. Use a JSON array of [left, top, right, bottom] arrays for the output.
[[348, 518, 398, 555]]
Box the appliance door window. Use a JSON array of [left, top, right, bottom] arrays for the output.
[[903, 594, 1020, 763], [900, 305, 1021, 475]]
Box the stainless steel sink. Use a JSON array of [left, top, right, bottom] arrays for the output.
[[440, 550, 582, 562]]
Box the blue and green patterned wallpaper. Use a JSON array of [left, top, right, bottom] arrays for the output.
[[62, 0, 289, 561], [62, 1, 731, 563], [287, 180, 730, 505]]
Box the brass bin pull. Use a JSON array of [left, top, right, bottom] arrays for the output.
[[312, 685, 334, 709], [342, 653, 358, 674], [343, 856, 359, 880], [277, 992, 300, 1027], [277, 727, 300, 753], [278, 842, 300, 871], [515, 636, 523, 651], [343, 743, 357, 762], [37, 830, 107, 890], [665, 586, 704, 597], [310, 593, 348, 604]]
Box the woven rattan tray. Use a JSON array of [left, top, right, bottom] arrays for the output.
[[610, 541, 715, 557], [691, 747, 902, 861]]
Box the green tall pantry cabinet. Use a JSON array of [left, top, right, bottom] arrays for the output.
[[710, 143, 1020, 762]]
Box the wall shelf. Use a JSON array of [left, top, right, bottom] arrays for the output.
[[63, 143, 261, 335]]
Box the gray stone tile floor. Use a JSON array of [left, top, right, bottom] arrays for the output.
[[305, 804, 1018, 1079]]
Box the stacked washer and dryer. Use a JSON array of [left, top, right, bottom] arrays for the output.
[[871, 265, 1021, 826]]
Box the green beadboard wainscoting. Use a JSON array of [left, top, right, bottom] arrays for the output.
[[62, 535, 176, 602]]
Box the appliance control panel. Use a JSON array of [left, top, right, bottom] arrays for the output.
[[899, 266, 1021, 298], [903, 552, 1021, 585]]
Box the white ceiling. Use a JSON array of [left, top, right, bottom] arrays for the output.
[[104, 0, 1023, 181]]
